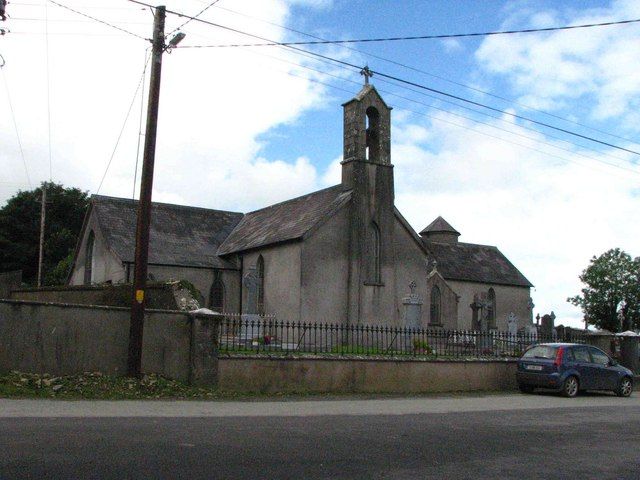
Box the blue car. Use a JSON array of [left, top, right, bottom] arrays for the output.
[[516, 343, 634, 398]]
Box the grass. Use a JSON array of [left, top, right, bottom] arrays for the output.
[[0, 371, 227, 400], [0, 371, 521, 401]]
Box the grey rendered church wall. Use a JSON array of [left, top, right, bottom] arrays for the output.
[[393, 217, 428, 327], [142, 265, 240, 312], [300, 207, 350, 325], [69, 211, 126, 286], [426, 273, 459, 330], [241, 243, 302, 321], [448, 280, 531, 330]]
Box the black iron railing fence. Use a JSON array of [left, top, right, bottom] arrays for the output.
[[216, 314, 587, 358]]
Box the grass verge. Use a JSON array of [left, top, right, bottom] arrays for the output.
[[0, 371, 227, 400]]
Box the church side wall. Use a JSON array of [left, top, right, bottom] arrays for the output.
[[300, 208, 350, 325], [126, 265, 239, 313], [426, 273, 459, 330], [393, 217, 427, 327], [69, 213, 125, 286], [448, 280, 531, 330], [241, 243, 302, 322]]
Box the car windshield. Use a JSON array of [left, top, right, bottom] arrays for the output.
[[522, 345, 558, 359]]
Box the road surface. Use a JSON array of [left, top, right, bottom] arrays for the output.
[[1, 392, 639, 479]]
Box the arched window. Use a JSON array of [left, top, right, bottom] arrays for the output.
[[83, 230, 95, 285], [209, 277, 225, 312], [256, 255, 265, 315], [365, 106, 380, 163], [487, 288, 496, 329], [368, 222, 381, 283], [430, 285, 441, 326]]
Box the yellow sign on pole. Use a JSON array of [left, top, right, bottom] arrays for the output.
[[135, 290, 144, 304]]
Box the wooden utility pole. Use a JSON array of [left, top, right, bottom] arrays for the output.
[[36, 183, 47, 287], [127, 5, 166, 377]]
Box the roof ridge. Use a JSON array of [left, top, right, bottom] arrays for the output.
[[243, 184, 343, 215], [419, 215, 460, 235], [92, 194, 243, 216]]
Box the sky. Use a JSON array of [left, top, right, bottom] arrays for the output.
[[1, 0, 639, 328]]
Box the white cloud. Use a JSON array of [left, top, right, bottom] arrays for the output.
[[0, 0, 341, 208], [392, 112, 640, 328], [475, 0, 640, 124]]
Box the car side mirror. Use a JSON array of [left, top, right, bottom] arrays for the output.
[[609, 359, 618, 366]]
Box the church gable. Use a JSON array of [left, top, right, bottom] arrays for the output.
[[217, 186, 352, 256], [426, 268, 459, 330]]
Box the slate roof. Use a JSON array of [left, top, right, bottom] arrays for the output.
[[419, 216, 460, 236], [218, 185, 352, 255], [91, 195, 243, 269], [425, 241, 533, 288]]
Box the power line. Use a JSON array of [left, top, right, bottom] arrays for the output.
[[181, 17, 640, 48], [167, 0, 220, 37], [371, 70, 640, 156], [231, 43, 640, 177], [132, 47, 150, 199], [96, 50, 152, 194], [202, 3, 640, 147], [233, 49, 637, 179], [251, 37, 633, 166], [149, 3, 640, 157], [48, 0, 149, 41], [0, 56, 32, 188], [45, 0, 52, 181]]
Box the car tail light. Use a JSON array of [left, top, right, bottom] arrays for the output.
[[554, 347, 564, 367]]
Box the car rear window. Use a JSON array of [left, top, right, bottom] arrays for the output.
[[522, 345, 558, 359]]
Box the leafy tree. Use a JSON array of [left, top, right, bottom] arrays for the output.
[[0, 183, 89, 286], [568, 248, 640, 332]]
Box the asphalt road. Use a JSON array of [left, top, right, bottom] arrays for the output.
[[1, 392, 639, 479]]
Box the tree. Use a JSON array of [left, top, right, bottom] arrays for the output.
[[567, 248, 640, 332], [0, 183, 89, 286]]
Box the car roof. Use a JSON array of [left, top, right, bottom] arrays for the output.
[[535, 343, 586, 347]]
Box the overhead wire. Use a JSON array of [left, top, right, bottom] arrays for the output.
[[0, 55, 32, 188], [167, 0, 221, 37], [240, 35, 634, 166], [45, 0, 52, 181], [96, 50, 152, 194], [227, 41, 640, 177], [204, 3, 640, 146], [132, 47, 150, 199], [185, 17, 640, 48], [144, 4, 640, 158], [225, 46, 635, 180], [48, 0, 149, 41]]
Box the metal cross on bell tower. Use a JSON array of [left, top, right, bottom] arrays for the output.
[[360, 65, 373, 85]]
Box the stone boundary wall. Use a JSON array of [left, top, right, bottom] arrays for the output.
[[217, 356, 518, 394], [2, 299, 524, 392], [0, 271, 22, 300], [0, 299, 220, 383], [10, 283, 182, 310]]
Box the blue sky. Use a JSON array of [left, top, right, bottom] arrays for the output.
[[1, 0, 639, 328]]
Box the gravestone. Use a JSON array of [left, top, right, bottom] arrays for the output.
[[540, 311, 556, 338], [240, 267, 262, 343], [507, 312, 519, 336], [402, 280, 423, 329]]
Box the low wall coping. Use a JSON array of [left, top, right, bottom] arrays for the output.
[[218, 354, 518, 364], [0, 298, 191, 316]]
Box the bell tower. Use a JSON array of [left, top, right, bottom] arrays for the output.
[[341, 78, 396, 325]]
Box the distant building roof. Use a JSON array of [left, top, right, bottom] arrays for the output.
[[419, 216, 460, 236], [425, 241, 533, 288], [91, 195, 243, 269], [218, 185, 352, 255]]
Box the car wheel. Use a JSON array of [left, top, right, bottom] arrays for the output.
[[518, 384, 534, 394], [615, 377, 633, 397], [561, 376, 579, 398]]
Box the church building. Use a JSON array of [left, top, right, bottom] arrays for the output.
[[68, 84, 534, 331]]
